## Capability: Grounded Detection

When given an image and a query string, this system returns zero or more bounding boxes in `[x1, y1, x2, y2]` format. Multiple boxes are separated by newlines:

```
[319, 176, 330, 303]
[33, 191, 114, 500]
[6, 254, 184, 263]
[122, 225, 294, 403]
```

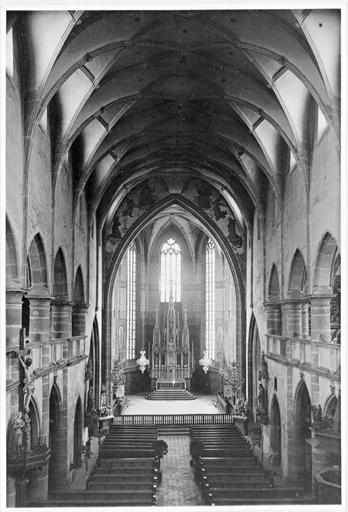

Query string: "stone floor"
[68, 393, 218, 505]
[156, 435, 204, 507]
[123, 393, 220, 415]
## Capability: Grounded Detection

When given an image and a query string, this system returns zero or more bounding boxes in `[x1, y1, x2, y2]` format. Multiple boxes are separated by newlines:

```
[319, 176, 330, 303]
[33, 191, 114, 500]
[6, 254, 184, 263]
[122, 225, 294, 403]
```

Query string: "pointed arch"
[313, 232, 339, 291]
[74, 266, 85, 304]
[90, 317, 101, 408]
[270, 394, 282, 467]
[53, 248, 68, 298]
[293, 379, 312, 489]
[323, 394, 338, 419]
[6, 217, 18, 282]
[268, 263, 280, 300]
[48, 383, 61, 492]
[160, 237, 181, 302]
[28, 397, 40, 450]
[103, 193, 246, 393]
[288, 249, 307, 295]
[28, 233, 48, 288]
[73, 396, 83, 468]
[247, 314, 261, 421]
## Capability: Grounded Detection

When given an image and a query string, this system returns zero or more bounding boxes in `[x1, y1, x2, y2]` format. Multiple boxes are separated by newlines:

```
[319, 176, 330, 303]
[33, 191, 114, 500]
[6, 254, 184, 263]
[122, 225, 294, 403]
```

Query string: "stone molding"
[265, 353, 340, 381]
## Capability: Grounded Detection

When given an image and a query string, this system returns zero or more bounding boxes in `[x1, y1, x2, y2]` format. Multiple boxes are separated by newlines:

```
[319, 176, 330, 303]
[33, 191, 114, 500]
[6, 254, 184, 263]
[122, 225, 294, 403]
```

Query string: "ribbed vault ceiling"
[11, 9, 340, 242]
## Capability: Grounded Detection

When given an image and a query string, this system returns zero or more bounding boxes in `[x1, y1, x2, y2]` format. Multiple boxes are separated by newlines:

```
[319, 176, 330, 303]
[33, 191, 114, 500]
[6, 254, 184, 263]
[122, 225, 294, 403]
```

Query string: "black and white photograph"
[2, 5, 345, 510]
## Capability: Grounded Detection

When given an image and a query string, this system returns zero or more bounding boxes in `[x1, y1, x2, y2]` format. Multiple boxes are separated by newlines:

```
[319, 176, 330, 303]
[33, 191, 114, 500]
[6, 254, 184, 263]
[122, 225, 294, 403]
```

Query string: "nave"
[5, 8, 342, 509]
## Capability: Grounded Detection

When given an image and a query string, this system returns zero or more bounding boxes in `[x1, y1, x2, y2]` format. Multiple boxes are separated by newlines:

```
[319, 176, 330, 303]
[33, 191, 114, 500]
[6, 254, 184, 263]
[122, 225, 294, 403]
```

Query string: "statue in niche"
[85, 358, 93, 382]
[227, 214, 243, 248]
[108, 215, 122, 240]
[213, 197, 227, 221]
[257, 383, 267, 416]
[10, 412, 25, 457]
[138, 181, 157, 208]
[122, 196, 135, 218]
[87, 387, 95, 414]
[196, 181, 212, 209]
[23, 412, 31, 453]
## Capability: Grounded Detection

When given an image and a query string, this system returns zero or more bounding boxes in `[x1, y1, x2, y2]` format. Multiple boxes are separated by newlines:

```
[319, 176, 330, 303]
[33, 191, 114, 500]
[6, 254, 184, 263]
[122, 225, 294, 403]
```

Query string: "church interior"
[5, 9, 343, 508]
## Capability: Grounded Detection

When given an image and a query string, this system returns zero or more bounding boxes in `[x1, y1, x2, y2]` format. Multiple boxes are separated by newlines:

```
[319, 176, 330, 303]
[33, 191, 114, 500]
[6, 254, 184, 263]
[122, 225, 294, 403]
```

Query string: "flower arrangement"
[98, 405, 112, 418]
[232, 397, 248, 417]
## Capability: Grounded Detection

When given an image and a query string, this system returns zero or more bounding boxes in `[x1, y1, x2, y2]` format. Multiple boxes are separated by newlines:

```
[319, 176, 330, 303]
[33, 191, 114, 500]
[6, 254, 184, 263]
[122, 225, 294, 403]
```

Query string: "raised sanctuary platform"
[145, 389, 196, 400]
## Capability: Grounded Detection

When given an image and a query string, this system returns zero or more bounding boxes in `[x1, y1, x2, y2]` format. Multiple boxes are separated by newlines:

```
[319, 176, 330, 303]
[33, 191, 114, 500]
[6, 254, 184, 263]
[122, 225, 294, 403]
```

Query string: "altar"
[149, 286, 194, 391]
[156, 378, 186, 390]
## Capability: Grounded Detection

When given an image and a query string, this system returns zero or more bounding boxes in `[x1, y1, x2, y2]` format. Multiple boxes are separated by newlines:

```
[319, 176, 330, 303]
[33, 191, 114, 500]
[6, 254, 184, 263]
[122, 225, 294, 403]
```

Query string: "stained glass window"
[206, 239, 215, 359]
[126, 243, 136, 358]
[160, 238, 181, 302]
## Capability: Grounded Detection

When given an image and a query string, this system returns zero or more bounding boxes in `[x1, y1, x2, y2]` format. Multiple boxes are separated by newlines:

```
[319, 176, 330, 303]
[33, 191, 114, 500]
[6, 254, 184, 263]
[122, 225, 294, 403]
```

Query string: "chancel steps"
[146, 389, 196, 400]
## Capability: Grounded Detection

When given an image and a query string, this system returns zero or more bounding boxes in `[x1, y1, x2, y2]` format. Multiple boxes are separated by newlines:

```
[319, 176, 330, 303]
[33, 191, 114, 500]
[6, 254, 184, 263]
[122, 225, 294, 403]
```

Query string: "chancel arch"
[103, 193, 246, 394]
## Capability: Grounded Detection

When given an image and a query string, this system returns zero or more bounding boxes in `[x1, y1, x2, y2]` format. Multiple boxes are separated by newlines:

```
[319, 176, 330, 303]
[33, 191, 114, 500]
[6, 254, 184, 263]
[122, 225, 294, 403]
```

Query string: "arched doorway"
[295, 381, 312, 490]
[247, 314, 261, 420]
[48, 385, 60, 494]
[73, 397, 82, 469]
[270, 394, 281, 467]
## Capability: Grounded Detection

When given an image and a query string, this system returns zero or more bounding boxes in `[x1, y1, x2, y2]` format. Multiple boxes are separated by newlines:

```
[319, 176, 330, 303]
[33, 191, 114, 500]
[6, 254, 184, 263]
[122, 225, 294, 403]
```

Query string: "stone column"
[51, 299, 72, 339]
[72, 303, 88, 336]
[302, 302, 310, 339]
[265, 301, 281, 335]
[310, 294, 333, 342]
[281, 299, 303, 338]
[26, 465, 49, 502]
[27, 291, 52, 345]
[6, 289, 25, 349]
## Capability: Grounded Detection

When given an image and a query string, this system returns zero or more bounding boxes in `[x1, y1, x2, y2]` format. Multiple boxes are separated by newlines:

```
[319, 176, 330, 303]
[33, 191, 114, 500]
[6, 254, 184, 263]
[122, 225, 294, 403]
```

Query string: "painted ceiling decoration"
[104, 175, 245, 271]
[15, 9, 340, 270]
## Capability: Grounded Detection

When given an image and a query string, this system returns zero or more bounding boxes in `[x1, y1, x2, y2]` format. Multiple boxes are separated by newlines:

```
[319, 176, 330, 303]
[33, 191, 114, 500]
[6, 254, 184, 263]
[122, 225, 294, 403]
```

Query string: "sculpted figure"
[17, 352, 34, 413]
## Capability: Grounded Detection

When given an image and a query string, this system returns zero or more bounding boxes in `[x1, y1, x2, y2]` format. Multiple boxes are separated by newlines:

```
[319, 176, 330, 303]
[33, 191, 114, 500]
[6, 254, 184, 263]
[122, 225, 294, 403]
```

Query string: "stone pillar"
[302, 302, 310, 339]
[51, 299, 72, 339]
[282, 300, 303, 338]
[6, 289, 25, 349]
[27, 292, 52, 345]
[26, 465, 48, 502]
[72, 303, 88, 336]
[7, 476, 16, 507]
[265, 301, 281, 335]
[311, 294, 333, 342]
[15, 475, 29, 506]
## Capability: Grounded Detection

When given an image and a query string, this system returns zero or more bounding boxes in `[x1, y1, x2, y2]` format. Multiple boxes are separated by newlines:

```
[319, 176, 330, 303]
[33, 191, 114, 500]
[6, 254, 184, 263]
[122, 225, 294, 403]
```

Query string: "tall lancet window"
[126, 242, 136, 359]
[160, 238, 181, 302]
[206, 239, 215, 359]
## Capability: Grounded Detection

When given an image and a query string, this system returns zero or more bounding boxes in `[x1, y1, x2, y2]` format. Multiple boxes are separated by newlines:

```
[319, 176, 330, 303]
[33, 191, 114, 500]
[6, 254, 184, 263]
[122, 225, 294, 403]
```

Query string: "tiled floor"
[156, 435, 204, 507]
[123, 394, 220, 415]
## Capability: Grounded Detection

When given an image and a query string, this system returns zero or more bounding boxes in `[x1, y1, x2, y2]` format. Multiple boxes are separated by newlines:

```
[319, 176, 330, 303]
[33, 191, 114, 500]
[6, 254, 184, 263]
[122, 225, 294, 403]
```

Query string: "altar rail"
[114, 414, 235, 425]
